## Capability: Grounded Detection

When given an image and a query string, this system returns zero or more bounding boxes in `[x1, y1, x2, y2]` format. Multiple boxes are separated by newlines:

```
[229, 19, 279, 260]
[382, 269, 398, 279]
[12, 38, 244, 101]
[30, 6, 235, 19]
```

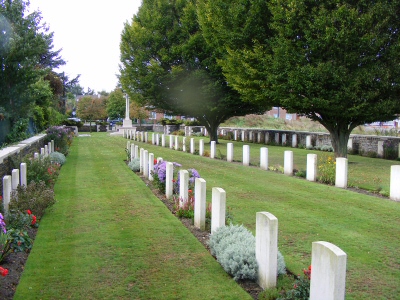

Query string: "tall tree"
[77, 96, 107, 131]
[0, 0, 65, 123]
[106, 89, 125, 120]
[119, 0, 267, 142]
[203, 0, 400, 157]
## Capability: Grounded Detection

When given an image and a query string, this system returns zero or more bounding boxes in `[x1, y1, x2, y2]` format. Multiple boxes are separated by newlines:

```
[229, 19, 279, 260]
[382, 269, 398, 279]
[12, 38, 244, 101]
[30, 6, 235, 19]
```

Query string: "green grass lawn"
[131, 133, 400, 300]
[14, 133, 252, 300]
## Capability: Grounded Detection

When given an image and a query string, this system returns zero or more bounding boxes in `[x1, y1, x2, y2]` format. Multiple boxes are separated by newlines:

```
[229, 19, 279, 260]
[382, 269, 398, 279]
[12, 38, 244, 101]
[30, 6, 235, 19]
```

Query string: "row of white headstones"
[127, 135, 347, 300]
[123, 130, 400, 201]
[2, 140, 55, 216]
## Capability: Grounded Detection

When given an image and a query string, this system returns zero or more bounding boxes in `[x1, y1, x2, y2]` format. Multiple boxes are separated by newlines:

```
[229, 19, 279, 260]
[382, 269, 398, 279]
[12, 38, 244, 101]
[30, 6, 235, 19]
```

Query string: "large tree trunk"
[327, 126, 352, 158]
[203, 122, 219, 144]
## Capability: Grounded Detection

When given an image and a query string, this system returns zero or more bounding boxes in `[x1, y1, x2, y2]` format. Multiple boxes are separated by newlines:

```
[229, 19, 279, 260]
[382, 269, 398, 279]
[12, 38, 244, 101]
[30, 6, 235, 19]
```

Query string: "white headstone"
[306, 135, 312, 148]
[144, 132, 148, 143]
[130, 144, 135, 161]
[149, 153, 154, 181]
[194, 178, 206, 230]
[282, 134, 287, 145]
[190, 138, 195, 154]
[156, 134, 160, 146]
[20, 163, 27, 186]
[210, 141, 216, 159]
[11, 169, 19, 190]
[211, 187, 226, 233]
[243, 145, 250, 166]
[169, 135, 174, 149]
[292, 134, 297, 148]
[166, 162, 174, 199]
[378, 141, 384, 157]
[335, 158, 348, 188]
[256, 212, 278, 289]
[162, 134, 166, 147]
[48, 142, 52, 154]
[2, 176, 12, 215]
[44, 145, 48, 157]
[139, 148, 144, 173]
[307, 154, 318, 182]
[227, 143, 234, 162]
[234, 130, 238, 141]
[260, 147, 268, 170]
[182, 137, 186, 152]
[390, 165, 400, 201]
[347, 138, 353, 151]
[151, 133, 155, 145]
[51, 140, 54, 152]
[134, 145, 139, 159]
[179, 170, 189, 207]
[34, 152, 39, 160]
[265, 132, 269, 144]
[143, 150, 149, 178]
[199, 139, 204, 156]
[310, 241, 347, 300]
[284, 151, 293, 176]
[241, 131, 245, 142]
[175, 136, 179, 150]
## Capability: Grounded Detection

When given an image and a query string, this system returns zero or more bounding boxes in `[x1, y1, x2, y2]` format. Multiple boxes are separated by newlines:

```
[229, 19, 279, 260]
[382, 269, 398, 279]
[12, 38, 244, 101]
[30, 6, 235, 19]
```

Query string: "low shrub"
[9, 181, 55, 219]
[209, 224, 286, 281]
[45, 126, 73, 155]
[171, 130, 185, 136]
[7, 228, 33, 253]
[320, 145, 334, 152]
[128, 158, 140, 172]
[25, 156, 60, 187]
[294, 169, 306, 178]
[278, 266, 311, 300]
[317, 154, 335, 185]
[49, 151, 66, 165]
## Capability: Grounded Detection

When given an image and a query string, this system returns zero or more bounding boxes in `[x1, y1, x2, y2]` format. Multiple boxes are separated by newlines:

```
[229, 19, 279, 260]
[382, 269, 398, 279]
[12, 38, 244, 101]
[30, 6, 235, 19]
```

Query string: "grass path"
[131, 134, 400, 300]
[14, 134, 251, 300]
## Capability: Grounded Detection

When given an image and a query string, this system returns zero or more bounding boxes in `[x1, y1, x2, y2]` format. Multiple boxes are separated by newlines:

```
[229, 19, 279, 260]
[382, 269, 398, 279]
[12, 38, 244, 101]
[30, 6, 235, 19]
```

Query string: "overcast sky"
[28, 0, 142, 93]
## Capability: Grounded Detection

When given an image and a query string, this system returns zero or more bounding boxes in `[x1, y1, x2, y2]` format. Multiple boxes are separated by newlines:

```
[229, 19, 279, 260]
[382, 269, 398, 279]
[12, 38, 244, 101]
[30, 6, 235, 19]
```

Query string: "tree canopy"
[0, 0, 67, 131]
[200, 0, 400, 157]
[106, 89, 125, 120]
[119, 0, 267, 142]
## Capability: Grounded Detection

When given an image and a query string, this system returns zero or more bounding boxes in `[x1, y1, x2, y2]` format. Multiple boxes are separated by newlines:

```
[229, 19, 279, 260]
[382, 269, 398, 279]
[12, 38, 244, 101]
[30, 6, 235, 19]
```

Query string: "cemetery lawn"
[133, 134, 400, 300]
[13, 133, 252, 300]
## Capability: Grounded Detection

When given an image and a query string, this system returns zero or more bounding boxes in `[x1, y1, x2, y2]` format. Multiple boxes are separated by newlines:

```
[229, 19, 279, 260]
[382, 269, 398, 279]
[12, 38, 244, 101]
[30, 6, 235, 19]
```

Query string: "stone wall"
[0, 134, 47, 192]
[217, 127, 400, 157]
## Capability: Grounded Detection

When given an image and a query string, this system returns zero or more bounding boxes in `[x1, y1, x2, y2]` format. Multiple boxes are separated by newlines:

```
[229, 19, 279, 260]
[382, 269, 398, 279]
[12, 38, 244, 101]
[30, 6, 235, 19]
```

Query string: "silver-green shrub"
[209, 224, 286, 281]
[49, 151, 66, 165]
[128, 158, 140, 172]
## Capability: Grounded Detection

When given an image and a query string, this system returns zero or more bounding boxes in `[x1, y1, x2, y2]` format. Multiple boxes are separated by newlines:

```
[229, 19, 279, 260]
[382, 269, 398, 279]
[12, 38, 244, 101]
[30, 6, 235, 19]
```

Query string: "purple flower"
[0, 213, 6, 234]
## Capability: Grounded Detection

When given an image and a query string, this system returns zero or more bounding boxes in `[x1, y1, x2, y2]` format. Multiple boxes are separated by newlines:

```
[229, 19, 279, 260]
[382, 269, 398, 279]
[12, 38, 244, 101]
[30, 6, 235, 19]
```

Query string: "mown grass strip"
[133, 134, 400, 300]
[14, 133, 252, 300]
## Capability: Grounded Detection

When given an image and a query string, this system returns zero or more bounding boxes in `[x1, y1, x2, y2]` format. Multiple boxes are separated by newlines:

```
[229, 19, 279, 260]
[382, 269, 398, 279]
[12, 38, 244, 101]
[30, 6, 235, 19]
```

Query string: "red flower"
[154, 159, 158, 164]
[17, 241, 22, 246]
[172, 179, 176, 182]
[188, 189, 192, 193]
[0, 267, 8, 277]
[0, 196, 2, 201]
[26, 210, 32, 215]
[31, 215, 37, 225]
